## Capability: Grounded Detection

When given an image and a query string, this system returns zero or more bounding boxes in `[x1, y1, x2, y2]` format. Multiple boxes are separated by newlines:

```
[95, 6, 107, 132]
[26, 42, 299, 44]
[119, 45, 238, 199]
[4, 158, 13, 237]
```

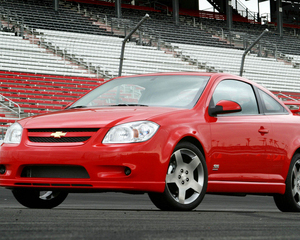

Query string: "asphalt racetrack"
[0, 188, 300, 240]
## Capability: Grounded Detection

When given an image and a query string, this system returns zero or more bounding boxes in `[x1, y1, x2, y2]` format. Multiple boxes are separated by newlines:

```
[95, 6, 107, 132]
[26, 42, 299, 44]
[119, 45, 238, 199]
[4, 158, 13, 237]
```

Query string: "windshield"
[69, 75, 210, 109]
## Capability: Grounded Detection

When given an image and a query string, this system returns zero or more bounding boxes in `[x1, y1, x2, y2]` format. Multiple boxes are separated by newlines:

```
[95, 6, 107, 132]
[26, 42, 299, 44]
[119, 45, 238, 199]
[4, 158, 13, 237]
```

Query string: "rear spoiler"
[283, 101, 300, 115]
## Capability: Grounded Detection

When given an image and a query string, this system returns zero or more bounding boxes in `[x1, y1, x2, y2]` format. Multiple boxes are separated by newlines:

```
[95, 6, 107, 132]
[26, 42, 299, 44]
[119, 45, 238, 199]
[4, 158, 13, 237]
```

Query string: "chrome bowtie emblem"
[50, 131, 67, 138]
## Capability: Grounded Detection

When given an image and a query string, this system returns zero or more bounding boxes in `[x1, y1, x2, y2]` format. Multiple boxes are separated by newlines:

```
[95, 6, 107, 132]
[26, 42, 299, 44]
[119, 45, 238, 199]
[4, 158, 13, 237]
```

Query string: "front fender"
[159, 123, 211, 180]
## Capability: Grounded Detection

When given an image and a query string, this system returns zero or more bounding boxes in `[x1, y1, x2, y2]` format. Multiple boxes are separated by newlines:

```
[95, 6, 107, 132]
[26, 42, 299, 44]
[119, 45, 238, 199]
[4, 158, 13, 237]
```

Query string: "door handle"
[258, 127, 269, 134]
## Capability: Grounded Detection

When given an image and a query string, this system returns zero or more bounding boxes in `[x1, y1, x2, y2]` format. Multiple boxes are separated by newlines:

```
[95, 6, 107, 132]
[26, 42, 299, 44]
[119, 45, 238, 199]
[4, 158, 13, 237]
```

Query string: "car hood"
[20, 107, 185, 129]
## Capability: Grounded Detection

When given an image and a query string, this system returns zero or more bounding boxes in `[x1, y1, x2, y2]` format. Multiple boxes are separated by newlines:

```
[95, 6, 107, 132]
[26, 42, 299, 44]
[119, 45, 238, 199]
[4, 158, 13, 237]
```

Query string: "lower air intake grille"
[21, 165, 90, 178]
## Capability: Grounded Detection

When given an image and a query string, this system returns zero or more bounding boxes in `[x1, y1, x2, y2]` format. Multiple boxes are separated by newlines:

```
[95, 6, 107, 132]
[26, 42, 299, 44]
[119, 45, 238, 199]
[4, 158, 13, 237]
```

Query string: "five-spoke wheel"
[149, 141, 207, 211]
[12, 189, 68, 209]
[274, 153, 300, 212]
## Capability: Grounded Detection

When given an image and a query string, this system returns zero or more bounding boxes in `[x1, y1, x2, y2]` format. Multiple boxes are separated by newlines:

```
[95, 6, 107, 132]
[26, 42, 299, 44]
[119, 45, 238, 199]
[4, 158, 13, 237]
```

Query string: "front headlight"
[103, 121, 159, 144]
[4, 122, 23, 144]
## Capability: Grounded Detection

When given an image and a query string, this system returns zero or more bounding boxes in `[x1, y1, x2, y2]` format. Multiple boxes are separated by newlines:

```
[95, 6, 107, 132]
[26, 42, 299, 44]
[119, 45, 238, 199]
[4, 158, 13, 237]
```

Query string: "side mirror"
[209, 100, 242, 117]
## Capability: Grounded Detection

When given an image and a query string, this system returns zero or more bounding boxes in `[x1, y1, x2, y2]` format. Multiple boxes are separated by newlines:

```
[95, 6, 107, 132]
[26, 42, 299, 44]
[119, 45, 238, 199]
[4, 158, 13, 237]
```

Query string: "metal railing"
[276, 93, 298, 101]
[231, 0, 257, 22]
[118, 14, 150, 76]
[0, 94, 22, 119]
[153, 2, 169, 15]
[239, 29, 269, 76]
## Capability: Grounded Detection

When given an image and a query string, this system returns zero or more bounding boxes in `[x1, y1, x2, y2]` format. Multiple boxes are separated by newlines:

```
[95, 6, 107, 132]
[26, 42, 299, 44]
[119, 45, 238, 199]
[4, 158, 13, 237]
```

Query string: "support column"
[257, 0, 260, 23]
[172, 0, 179, 26]
[53, 0, 59, 12]
[276, 0, 283, 37]
[226, 0, 233, 31]
[115, 0, 122, 18]
[20, 17, 24, 38]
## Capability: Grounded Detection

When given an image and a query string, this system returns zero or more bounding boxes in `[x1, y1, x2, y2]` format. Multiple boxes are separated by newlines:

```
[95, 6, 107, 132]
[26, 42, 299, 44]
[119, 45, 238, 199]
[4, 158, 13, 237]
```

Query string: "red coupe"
[1, 72, 299, 211]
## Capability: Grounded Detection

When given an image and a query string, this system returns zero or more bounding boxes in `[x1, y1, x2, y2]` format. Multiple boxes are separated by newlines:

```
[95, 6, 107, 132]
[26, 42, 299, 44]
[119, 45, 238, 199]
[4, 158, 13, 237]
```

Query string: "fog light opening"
[124, 167, 131, 176]
[0, 165, 6, 174]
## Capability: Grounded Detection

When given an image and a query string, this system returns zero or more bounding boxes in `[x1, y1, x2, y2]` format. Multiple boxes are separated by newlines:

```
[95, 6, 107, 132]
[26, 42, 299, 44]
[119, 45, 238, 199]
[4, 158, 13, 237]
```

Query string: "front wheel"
[12, 189, 68, 209]
[149, 141, 208, 211]
[274, 153, 300, 212]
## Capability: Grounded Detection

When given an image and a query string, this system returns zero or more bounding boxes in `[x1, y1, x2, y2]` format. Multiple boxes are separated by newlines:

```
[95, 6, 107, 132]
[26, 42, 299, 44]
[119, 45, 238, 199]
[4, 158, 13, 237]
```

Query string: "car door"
[256, 88, 291, 182]
[208, 79, 273, 182]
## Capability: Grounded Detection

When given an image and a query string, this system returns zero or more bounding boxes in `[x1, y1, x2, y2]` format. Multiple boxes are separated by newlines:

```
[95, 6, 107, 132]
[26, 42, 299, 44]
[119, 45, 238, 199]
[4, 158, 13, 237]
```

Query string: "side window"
[258, 89, 288, 114]
[211, 80, 259, 115]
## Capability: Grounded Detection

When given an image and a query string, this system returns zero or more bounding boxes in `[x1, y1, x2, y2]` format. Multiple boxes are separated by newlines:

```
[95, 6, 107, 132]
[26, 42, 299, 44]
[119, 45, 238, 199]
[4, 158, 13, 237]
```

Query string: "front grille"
[28, 128, 99, 132]
[29, 137, 90, 143]
[27, 128, 99, 143]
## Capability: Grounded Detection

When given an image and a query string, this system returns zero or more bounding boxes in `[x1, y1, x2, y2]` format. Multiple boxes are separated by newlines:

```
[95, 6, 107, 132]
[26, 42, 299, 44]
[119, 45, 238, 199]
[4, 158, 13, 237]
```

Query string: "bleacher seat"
[0, 0, 300, 138]
[0, 71, 103, 124]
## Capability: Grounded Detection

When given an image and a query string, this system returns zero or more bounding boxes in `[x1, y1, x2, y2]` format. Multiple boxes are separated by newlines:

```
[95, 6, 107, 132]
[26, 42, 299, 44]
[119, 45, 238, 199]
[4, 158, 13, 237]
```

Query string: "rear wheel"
[274, 153, 300, 212]
[149, 142, 207, 211]
[12, 189, 68, 209]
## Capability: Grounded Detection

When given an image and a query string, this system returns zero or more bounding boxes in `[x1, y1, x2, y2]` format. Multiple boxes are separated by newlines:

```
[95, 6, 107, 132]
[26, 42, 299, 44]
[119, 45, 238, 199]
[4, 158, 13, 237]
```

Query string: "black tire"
[273, 153, 300, 212]
[12, 189, 68, 209]
[148, 141, 208, 211]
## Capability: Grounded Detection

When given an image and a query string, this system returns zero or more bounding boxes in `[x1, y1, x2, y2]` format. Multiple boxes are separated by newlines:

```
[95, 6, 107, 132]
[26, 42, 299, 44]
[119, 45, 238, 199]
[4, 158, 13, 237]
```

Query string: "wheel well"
[178, 137, 205, 158]
[295, 148, 300, 156]
[292, 149, 300, 167]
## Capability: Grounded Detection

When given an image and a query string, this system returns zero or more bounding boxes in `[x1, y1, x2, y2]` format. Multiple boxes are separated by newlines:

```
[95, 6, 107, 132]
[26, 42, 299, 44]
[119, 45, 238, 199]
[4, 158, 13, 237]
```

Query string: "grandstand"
[0, 0, 300, 136]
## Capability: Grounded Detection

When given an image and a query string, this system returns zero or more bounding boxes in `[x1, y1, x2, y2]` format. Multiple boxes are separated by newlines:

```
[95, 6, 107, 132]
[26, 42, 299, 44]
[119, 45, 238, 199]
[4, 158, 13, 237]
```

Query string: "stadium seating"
[0, 70, 103, 132]
[171, 43, 300, 92]
[0, 31, 97, 77]
[36, 29, 203, 77]
[0, 0, 112, 35]
[1, 0, 300, 137]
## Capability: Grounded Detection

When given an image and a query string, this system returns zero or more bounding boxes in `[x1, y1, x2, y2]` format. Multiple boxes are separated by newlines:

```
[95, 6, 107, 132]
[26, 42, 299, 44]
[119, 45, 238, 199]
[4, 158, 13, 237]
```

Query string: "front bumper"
[0, 133, 168, 193]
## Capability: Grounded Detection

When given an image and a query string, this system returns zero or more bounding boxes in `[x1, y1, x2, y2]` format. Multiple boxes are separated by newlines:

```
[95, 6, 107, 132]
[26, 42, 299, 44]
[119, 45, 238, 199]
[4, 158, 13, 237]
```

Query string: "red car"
[1, 72, 300, 211]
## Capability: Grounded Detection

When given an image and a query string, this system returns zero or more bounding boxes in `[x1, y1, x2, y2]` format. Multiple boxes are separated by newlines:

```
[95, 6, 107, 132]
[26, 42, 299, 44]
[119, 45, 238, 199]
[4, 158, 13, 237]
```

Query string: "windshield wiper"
[67, 105, 87, 109]
[111, 104, 148, 107]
